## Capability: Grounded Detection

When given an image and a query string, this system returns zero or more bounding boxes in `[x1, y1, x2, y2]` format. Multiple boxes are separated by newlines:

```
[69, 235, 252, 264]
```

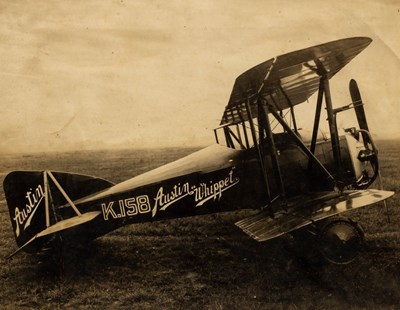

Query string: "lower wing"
[235, 189, 394, 242]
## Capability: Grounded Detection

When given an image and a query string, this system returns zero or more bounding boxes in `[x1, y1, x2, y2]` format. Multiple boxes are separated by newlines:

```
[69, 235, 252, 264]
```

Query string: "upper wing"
[221, 37, 372, 125]
[235, 189, 393, 242]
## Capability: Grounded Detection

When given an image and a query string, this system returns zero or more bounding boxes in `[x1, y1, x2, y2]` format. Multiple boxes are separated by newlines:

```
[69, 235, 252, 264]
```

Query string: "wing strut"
[238, 108, 250, 149]
[245, 99, 273, 209]
[308, 77, 325, 170]
[323, 76, 342, 174]
[268, 108, 336, 187]
[258, 99, 286, 203]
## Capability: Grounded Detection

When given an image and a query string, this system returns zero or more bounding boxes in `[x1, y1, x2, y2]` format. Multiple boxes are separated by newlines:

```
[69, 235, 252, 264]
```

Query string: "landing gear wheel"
[317, 217, 364, 264]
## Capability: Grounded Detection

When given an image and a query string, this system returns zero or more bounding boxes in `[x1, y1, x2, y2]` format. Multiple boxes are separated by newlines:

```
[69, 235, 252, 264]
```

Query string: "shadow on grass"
[4, 226, 400, 308]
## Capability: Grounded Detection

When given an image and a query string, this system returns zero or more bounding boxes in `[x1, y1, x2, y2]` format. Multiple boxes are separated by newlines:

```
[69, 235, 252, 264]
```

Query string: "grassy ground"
[0, 142, 399, 309]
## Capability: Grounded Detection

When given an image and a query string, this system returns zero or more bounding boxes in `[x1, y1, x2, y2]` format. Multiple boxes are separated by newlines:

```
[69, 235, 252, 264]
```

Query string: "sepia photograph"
[0, 1, 399, 309]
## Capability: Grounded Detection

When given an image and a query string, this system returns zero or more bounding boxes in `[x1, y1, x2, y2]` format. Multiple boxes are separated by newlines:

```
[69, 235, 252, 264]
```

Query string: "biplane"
[3, 37, 395, 264]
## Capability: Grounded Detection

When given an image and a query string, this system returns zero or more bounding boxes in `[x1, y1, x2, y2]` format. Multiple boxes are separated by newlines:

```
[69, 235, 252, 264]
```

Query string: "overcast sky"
[0, 0, 399, 153]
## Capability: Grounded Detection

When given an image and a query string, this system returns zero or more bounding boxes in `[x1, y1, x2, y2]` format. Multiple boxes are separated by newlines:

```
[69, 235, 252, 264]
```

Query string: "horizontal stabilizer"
[235, 189, 394, 242]
[7, 211, 101, 259]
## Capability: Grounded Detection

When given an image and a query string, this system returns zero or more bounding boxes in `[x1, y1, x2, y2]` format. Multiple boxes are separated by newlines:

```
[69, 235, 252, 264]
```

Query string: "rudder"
[3, 171, 114, 251]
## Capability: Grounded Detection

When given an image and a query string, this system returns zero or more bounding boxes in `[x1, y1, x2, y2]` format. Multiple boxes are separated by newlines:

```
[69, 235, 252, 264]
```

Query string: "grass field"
[0, 142, 399, 309]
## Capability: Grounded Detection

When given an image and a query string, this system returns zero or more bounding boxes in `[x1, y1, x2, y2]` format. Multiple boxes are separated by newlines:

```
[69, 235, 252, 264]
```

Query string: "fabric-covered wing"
[221, 37, 372, 125]
[235, 189, 393, 242]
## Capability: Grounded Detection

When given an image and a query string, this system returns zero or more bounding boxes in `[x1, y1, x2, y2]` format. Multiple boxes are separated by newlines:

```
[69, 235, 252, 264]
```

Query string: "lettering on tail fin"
[4, 170, 115, 250]
[13, 184, 45, 237]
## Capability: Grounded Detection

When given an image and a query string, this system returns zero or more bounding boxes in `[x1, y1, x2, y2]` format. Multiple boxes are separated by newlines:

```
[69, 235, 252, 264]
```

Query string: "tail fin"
[3, 171, 114, 252]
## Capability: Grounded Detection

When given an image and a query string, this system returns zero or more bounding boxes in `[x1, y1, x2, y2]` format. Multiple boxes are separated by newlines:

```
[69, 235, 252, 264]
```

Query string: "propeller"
[349, 79, 370, 145]
[349, 79, 390, 222]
